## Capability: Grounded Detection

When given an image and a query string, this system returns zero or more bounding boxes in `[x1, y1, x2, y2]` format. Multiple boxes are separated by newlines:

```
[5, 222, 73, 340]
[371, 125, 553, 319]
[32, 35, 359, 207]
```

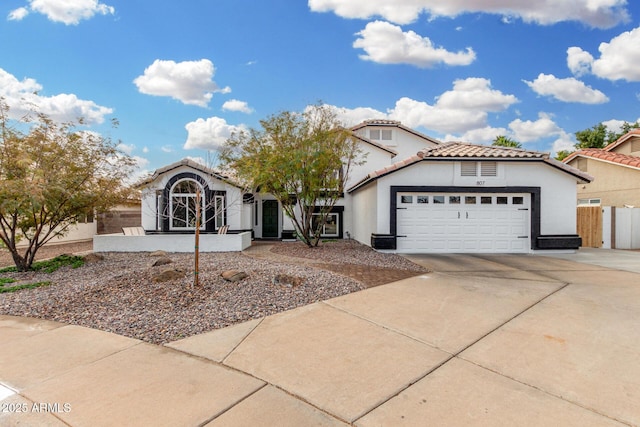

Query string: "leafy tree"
[492, 135, 522, 148]
[0, 99, 135, 271]
[220, 104, 364, 247]
[555, 121, 640, 160]
[555, 150, 573, 161]
[575, 121, 640, 149]
[575, 123, 609, 149]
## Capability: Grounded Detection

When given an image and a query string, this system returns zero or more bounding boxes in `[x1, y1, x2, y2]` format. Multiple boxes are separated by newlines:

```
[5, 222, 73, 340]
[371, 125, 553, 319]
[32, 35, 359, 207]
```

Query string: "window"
[322, 168, 343, 191]
[465, 196, 476, 204]
[578, 198, 601, 205]
[496, 197, 508, 205]
[512, 196, 524, 205]
[576, 158, 588, 172]
[370, 129, 392, 140]
[449, 196, 461, 204]
[433, 196, 445, 204]
[312, 213, 339, 237]
[215, 195, 225, 229]
[401, 195, 413, 204]
[481, 196, 492, 204]
[170, 179, 205, 230]
[417, 195, 429, 204]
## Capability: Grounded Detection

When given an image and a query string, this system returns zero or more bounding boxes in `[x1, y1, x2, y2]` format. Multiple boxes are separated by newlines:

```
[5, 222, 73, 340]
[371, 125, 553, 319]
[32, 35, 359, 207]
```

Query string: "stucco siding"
[350, 182, 377, 245]
[571, 159, 640, 207]
[370, 160, 579, 237]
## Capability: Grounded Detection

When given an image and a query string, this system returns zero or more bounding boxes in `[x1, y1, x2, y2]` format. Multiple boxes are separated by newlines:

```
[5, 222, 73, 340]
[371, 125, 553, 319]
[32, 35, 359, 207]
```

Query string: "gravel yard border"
[0, 240, 427, 344]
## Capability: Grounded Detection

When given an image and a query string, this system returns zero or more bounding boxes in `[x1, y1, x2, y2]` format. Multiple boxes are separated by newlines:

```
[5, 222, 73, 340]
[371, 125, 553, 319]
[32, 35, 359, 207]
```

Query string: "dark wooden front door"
[262, 200, 279, 238]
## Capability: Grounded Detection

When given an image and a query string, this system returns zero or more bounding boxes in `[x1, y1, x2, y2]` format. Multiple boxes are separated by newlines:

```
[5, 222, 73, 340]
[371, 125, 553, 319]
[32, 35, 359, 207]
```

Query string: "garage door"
[396, 193, 530, 253]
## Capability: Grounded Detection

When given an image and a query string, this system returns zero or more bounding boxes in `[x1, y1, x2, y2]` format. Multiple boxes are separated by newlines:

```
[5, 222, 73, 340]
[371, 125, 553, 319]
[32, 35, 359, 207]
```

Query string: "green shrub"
[0, 281, 51, 293]
[0, 254, 84, 274]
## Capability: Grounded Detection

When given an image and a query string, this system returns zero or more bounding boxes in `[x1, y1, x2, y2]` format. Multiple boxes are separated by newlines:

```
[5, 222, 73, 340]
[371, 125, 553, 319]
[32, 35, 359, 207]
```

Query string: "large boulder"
[151, 256, 173, 267]
[152, 268, 184, 283]
[221, 270, 248, 282]
[272, 273, 303, 288]
[83, 253, 104, 263]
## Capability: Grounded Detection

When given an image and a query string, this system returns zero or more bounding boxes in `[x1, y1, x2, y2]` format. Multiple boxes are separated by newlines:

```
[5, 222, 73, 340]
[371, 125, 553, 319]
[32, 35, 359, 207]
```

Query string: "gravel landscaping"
[0, 241, 426, 344]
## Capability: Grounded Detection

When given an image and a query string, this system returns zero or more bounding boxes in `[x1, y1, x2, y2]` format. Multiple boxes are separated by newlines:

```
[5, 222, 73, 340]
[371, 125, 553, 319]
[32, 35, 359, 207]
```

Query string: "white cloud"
[435, 78, 518, 111]
[0, 67, 112, 124]
[222, 99, 253, 114]
[117, 143, 135, 155]
[568, 26, 640, 82]
[552, 131, 576, 154]
[353, 21, 475, 68]
[330, 105, 388, 127]
[133, 59, 229, 107]
[309, 0, 629, 28]
[10, 0, 115, 25]
[508, 113, 562, 143]
[389, 96, 487, 133]
[567, 47, 594, 77]
[161, 145, 174, 153]
[327, 77, 517, 135]
[446, 126, 509, 144]
[184, 117, 247, 151]
[524, 73, 608, 104]
[7, 7, 29, 21]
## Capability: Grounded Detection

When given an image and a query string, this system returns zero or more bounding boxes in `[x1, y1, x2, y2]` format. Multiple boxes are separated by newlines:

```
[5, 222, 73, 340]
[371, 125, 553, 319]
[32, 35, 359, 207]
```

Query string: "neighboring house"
[96, 120, 591, 254]
[564, 129, 640, 207]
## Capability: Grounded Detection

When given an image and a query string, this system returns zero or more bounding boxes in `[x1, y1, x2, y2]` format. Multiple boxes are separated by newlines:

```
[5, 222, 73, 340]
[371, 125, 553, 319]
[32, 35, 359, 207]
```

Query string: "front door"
[262, 200, 279, 238]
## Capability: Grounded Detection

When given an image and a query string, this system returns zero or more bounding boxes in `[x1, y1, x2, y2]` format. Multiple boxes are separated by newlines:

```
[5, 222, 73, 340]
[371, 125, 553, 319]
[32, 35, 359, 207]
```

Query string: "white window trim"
[169, 179, 206, 231]
[312, 212, 340, 237]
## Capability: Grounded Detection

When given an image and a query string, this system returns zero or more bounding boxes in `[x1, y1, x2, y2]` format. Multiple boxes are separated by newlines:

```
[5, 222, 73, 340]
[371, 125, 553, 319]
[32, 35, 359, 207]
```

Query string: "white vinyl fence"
[602, 207, 640, 249]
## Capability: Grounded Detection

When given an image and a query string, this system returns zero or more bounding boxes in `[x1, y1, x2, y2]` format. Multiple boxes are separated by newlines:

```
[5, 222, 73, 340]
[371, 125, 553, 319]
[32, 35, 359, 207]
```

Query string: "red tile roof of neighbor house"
[565, 149, 640, 169]
[347, 142, 592, 193]
[603, 128, 640, 152]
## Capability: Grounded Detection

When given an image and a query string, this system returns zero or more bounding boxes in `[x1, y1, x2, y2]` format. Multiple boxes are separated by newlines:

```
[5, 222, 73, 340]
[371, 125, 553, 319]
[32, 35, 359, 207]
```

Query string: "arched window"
[170, 179, 205, 230]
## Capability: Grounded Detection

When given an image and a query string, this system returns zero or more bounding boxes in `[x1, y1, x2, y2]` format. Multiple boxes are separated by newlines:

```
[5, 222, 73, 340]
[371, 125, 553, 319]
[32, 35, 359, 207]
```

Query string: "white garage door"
[396, 193, 530, 253]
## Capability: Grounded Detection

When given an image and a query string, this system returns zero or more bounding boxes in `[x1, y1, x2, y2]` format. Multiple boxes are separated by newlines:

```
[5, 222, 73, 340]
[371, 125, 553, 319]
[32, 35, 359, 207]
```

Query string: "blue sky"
[2, 0, 640, 175]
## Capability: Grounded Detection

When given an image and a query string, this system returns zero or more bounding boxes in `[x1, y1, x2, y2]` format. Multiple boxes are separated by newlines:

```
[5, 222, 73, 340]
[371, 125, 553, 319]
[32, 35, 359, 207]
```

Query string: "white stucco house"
[94, 119, 592, 253]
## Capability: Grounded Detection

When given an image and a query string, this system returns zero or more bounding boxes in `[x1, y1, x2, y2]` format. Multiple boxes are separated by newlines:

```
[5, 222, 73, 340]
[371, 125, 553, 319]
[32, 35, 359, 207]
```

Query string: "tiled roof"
[350, 120, 441, 146]
[349, 132, 398, 156]
[603, 128, 640, 152]
[348, 142, 592, 193]
[418, 142, 545, 159]
[136, 158, 241, 188]
[565, 148, 640, 169]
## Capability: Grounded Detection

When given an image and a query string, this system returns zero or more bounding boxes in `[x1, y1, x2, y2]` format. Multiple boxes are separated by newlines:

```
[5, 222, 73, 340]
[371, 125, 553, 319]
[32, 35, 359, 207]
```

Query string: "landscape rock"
[152, 268, 184, 282]
[221, 270, 248, 282]
[151, 256, 173, 267]
[83, 253, 104, 263]
[273, 273, 303, 288]
[149, 250, 168, 257]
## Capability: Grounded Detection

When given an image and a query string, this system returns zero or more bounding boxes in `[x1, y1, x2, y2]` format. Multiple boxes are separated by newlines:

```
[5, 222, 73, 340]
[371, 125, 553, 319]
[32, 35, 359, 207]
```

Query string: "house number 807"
[476, 180, 485, 185]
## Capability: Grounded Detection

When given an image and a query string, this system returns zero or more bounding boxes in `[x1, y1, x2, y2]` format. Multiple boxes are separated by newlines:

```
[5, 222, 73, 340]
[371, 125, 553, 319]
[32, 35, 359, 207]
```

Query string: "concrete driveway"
[1, 249, 639, 426]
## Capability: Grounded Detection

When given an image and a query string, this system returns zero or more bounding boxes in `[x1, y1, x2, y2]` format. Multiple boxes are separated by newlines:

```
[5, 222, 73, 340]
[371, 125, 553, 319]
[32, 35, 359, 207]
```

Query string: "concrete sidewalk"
[2, 250, 640, 426]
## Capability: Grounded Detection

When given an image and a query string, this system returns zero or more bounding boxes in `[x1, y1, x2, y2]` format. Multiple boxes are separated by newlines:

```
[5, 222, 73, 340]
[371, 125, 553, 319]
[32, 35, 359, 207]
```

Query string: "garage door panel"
[396, 192, 530, 254]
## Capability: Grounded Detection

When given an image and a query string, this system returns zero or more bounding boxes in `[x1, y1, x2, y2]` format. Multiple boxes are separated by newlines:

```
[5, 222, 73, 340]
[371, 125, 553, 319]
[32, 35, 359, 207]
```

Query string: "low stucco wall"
[93, 232, 252, 253]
